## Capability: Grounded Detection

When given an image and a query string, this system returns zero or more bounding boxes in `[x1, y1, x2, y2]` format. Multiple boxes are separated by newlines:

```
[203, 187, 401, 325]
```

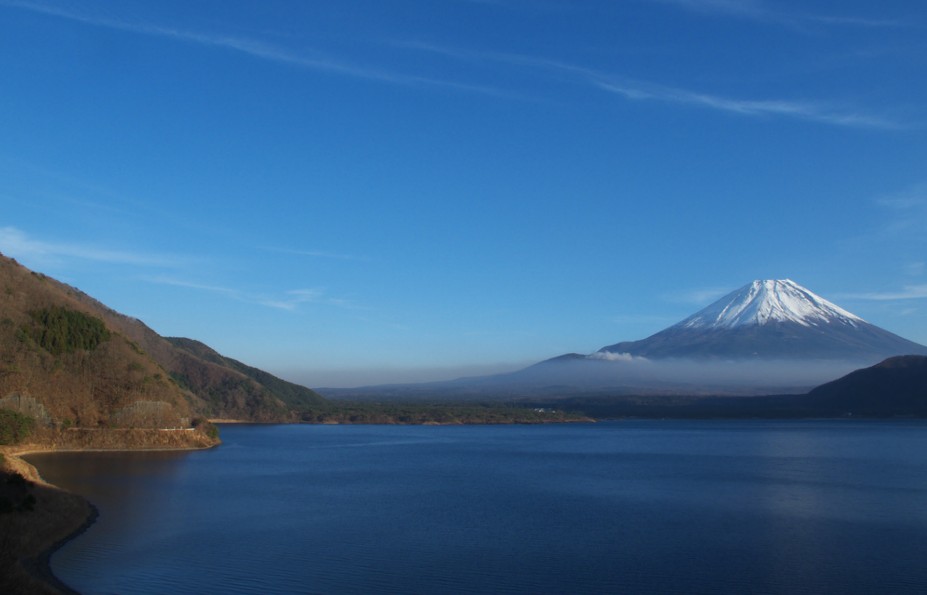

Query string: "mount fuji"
[597, 279, 927, 361]
[481, 279, 927, 395]
[325, 280, 927, 399]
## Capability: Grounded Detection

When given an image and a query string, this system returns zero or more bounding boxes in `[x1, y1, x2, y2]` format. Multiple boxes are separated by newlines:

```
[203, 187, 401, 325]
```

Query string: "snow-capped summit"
[678, 279, 863, 330]
[597, 279, 927, 361]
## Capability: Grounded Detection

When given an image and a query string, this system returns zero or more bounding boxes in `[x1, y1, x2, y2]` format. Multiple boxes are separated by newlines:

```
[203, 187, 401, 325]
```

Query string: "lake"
[27, 421, 927, 594]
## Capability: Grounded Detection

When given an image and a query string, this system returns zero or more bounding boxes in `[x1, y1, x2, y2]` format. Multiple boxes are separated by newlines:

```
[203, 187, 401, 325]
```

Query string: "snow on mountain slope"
[677, 279, 862, 329]
[596, 279, 927, 361]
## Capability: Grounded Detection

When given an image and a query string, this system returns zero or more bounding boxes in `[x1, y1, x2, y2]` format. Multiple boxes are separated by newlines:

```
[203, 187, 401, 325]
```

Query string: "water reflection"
[27, 451, 191, 508]
[26, 450, 193, 588]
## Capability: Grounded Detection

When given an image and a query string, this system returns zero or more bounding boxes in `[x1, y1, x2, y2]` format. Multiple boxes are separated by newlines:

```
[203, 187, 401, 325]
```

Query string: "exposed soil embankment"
[46, 427, 219, 451]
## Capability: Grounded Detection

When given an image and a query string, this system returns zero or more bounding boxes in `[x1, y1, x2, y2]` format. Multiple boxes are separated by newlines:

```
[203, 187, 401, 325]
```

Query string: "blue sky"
[2, 0, 926, 387]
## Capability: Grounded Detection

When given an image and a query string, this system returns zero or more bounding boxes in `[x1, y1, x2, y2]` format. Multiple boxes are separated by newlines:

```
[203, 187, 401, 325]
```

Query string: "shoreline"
[2, 433, 219, 595]
[5, 419, 586, 593]
[20, 501, 98, 595]
[1, 445, 96, 594]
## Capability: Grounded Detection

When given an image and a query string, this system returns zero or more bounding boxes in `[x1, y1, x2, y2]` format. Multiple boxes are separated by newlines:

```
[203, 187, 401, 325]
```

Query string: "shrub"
[192, 417, 220, 440]
[0, 409, 36, 445]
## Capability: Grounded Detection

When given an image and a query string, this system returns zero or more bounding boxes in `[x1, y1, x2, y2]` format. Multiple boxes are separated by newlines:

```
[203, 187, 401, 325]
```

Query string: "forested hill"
[165, 337, 327, 419]
[0, 253, 327, 432]
[806, 355, 927, 416]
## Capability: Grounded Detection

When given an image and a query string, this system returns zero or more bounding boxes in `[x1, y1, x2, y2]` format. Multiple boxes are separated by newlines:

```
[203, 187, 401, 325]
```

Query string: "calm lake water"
[27, 421, 927, 594]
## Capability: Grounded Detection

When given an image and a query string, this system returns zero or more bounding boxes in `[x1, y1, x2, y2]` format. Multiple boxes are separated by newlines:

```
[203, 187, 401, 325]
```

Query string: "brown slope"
[166, 338, 327, 417]
[0, 253, 327, 424]
[82, 310, 328, 422]
[0, 254, 192, 428]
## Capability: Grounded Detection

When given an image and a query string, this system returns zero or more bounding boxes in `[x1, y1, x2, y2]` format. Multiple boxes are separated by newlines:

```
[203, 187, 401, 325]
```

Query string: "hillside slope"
[0, 253, 327, 426]
[807, 355, 927, 416]
[0, 255, 194, 429]
[165, 337, 327, 421]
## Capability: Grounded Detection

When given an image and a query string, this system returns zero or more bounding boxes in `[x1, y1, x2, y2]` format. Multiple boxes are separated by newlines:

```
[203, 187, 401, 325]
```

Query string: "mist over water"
[492, 356, 869, 395]
[282, 362, 535, 389]
[298, 356, 870, 398]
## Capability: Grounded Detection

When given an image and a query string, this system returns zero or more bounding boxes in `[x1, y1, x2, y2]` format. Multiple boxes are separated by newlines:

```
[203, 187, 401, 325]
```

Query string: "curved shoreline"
[0, 447, 96, 595]
[21, 501, 99, 595]
[3, 433, 220, 594]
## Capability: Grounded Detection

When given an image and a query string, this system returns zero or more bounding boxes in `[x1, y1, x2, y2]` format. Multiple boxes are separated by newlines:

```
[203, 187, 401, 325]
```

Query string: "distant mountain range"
[327, 280, 927, 399]
[514, 279, 927, 394]
[520, 355, 927, 419]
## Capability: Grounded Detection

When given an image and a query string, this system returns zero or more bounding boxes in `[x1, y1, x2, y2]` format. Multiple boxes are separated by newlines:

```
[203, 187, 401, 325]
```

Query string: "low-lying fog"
[290, 354, 878, 399]
[497, 355, 872, 395]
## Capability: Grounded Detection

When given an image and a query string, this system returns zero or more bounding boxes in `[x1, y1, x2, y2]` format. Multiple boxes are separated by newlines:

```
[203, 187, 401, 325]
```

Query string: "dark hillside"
[165, 337, 327, 421]
[807, 355, 927, 416]
[527, 356, 927, 419]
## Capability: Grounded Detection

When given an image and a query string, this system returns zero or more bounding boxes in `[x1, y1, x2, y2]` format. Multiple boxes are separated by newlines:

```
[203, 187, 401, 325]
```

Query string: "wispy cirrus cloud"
[0, 226, 184, 268]
[263, 247, 368, 261]
[398, 41, 903, 129]
[592, 77, 900, 129]
[144, 277, 240, 298]
[644, 0, 780, 20]
[904, 262, 925, 277]
[642, 0, 904, 29]
[874, 183, 927, 239]
[266, 289, 358, 311]
[147, 276, 356, 311]
[609, 313, 677, 326]
[0, 0, 510, 98]
[5, 1, 907, 129]
[662, 286, 731, 305]
[841, 285, 927, 301]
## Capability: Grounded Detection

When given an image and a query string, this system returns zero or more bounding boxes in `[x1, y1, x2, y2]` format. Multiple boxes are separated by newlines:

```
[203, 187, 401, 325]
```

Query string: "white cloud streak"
[875, 184, 927, 238]
[5, 1, 904, 129]
[144, 277, 240, 298]
[0, 226, 182, 267]
[398, 41, 902, 130]
[146, 276, 355, 312]
[844, 285, 927, 301]
[263, 247, 367, 261]
[643, 0, 903, 29]
[592, 78, 900, 129]
[645, 0, 776, 20]
[663, 286, 731, 305]
[0, 0, 510, 98]
[904, 262, 925, 277]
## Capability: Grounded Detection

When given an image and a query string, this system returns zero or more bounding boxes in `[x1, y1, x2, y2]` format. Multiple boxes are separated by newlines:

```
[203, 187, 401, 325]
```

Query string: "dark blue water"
[28, 421, 927, 594]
